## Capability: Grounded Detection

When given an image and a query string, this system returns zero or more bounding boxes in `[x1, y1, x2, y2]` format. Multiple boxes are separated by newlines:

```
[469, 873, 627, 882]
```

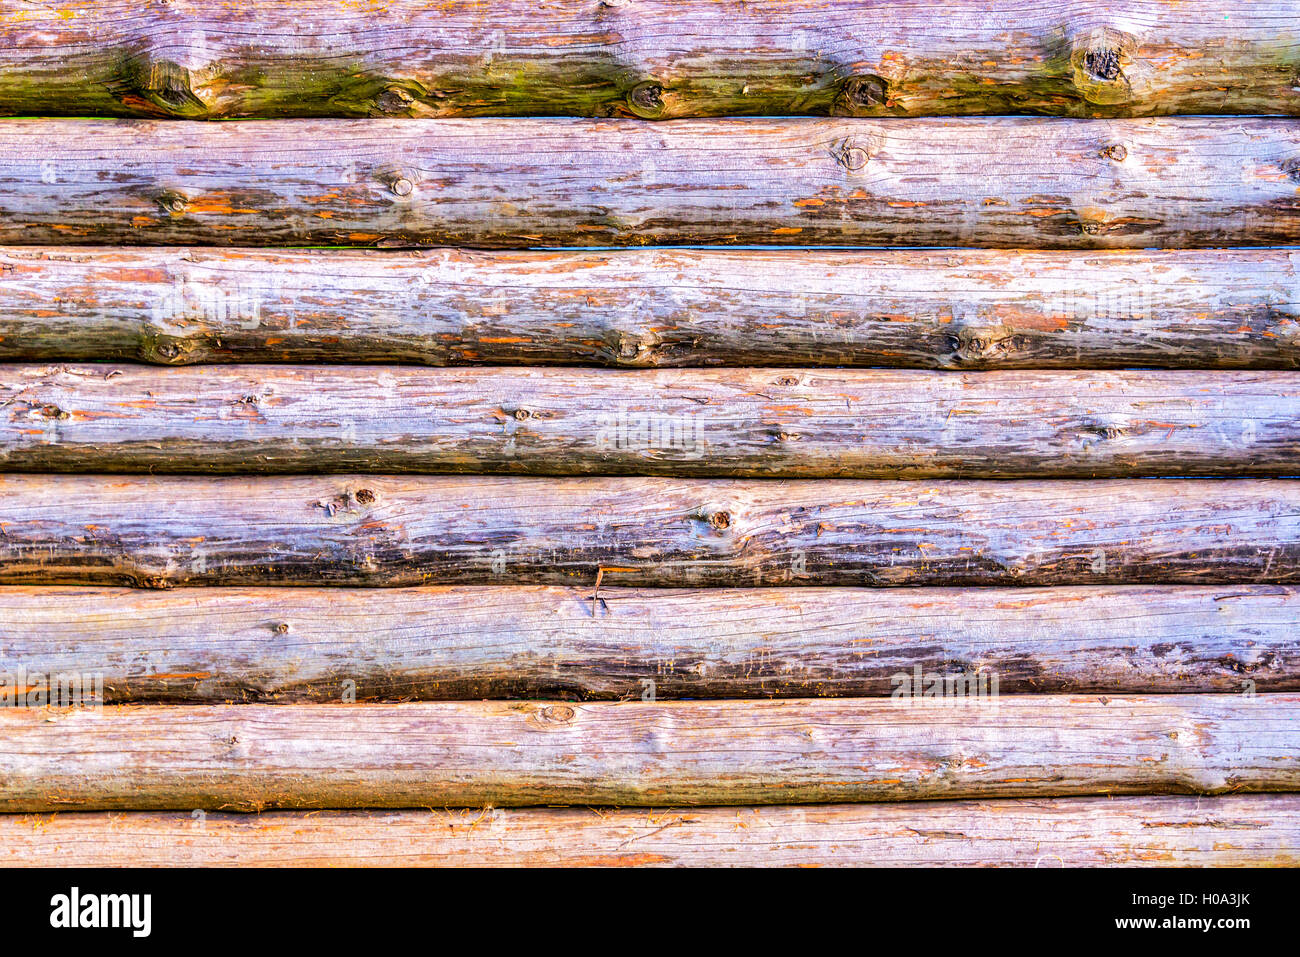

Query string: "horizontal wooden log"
[5, 247, 1300, 369]
[2, 476, 1299, 588]
[0, 696, 1293, 810]
[1, 585, 1295, 701]
[1, 2, 1297, 120]
[3, 796, 1295, 866]
[2, 118, 1299, 248]
[5, 365, 1298, 477]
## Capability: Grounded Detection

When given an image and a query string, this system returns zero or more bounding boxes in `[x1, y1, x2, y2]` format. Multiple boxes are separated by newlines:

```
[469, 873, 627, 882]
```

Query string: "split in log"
[2, 796, 1295, 867]
[6, 247, 1300, 369]
[0, 696, 1293, 810]
[1, 476, 1299, 588]
[0, 2, 1297, 119]
[0, 585, 1294, 701]
[2, 117, 1300, 248]
[4, 364, 1300, 478]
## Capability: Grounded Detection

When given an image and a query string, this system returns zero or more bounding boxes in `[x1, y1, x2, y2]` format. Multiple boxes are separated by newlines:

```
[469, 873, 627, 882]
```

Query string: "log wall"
[1, 2, 1298, 869]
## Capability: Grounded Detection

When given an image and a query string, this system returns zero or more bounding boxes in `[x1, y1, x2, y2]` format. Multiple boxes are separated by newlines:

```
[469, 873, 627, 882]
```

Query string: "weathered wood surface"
[3, 118, 1299, 249]
[5, 247, 1300, 369]
[0, 696, 1293, 810]
[1, 476, 1298, 588]
[3, 797, 1295, 867]
[0, 2, 1297, 119]
[2, 585, 1294, 701]
[5, 365, 1298, 478]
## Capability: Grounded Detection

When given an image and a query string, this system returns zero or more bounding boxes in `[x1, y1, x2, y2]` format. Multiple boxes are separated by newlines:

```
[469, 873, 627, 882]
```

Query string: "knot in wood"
[1068, 27, 1134, 104]
[607, 328, 662, 364]
[155, 191, 189, 216]
[841, 74, 888, 110]
[133, 575, 175, 590]
[1099, 143, 1128, 162]
[374, 85, 417, 114]
[390, 177, 414, 197]
[1283, 159, 1300, 184]
[627, 81, 666, 117]
[1082, 47, 1122, 81]
[614, 335, 643, 361]
[708, 510, 732, 531]
[529, 704, 576, 728]
[945, 326, 1012, 365]
[1079, 421, 1127, 441]
[154, 77, 196, 109]
[109, 54, 209, 117]
[140, 329, 194, 363]
[354, 488, 376, 505]
[829, 138, 870, 172]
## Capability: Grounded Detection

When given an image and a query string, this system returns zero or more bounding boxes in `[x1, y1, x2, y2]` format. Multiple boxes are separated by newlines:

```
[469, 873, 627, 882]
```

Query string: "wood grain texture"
[0, 696, 1293, 810]
[1, 476, 1297, 588]
[0, 2, 1297, 119]
[2, 117, 1299, 249]
[3, 797, 1295, 866]
[4, 365, 1298, 477]
[2, 585, 1295, 701]
[5, 247, 1300, 369]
